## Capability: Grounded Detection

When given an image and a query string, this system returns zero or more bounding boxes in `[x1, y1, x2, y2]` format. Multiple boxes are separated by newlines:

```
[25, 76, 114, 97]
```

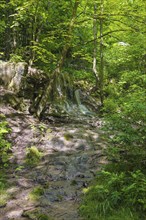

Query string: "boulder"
[0, 61, 26, 92]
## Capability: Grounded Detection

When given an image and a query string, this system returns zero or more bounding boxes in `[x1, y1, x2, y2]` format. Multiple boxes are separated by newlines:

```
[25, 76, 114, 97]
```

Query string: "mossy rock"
[0, 92, 26, 111]
[64, 133, 73, 141]
[22, 208, 53, 220]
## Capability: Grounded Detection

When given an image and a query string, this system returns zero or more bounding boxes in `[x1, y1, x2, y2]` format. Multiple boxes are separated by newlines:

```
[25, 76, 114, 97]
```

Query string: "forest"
[0, 0, 146, 219]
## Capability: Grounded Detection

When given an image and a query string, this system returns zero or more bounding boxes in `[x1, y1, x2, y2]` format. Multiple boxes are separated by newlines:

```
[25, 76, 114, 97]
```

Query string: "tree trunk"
[92, 2, 99, 93]
[4, 0, 11, 60]
[30, 0, 40, 65]
[99, 0, 104, 105]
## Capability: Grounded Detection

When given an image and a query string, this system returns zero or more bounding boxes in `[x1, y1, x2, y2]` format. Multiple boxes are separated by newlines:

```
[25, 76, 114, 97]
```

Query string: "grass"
[79, 170, 146, 220]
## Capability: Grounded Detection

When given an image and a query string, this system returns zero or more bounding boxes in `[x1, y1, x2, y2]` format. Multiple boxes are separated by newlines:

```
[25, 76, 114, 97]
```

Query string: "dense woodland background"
[0, 0, 146, 219]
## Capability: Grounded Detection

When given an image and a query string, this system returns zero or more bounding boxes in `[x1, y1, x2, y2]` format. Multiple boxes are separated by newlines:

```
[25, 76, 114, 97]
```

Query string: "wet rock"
[22, 208, 49, 220]
[44, 191, 62, 202]
[0, 101, 107, 220]
[76, 154, 89, 163]
[54, 161, 66, 166]
[6, 209, 24, 219]
[75, 173, 85, 178]
[39, 198, 51, 207]
[76, 143, 85, 151]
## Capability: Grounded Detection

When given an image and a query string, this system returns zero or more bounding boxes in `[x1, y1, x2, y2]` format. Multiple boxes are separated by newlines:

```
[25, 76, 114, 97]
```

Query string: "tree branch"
[84, 29, 130, 45]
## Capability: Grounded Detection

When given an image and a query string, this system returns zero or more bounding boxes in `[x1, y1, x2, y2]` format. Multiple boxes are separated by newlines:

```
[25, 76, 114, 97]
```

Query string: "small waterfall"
[75, 89, 81, 106]
[75, 89, 92, 115]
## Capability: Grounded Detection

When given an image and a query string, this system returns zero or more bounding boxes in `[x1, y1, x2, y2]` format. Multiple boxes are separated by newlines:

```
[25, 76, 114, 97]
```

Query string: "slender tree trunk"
[12, 27, 17, 54]
[30, 0, 40, 65]
[92, 2, 99, 93]
[99, 0, 104, 105]
[33, 0, 80, 117]
[4, 0, 11, 60]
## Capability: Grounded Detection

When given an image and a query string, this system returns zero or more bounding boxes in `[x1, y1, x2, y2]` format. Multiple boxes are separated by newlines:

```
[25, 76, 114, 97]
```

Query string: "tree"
[0, 0, 145, 117]
[30, 0, 81, 118]
[91, 1, 99, 94]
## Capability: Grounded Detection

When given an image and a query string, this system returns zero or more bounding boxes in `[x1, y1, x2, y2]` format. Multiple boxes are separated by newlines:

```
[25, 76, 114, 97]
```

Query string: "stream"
[0, 103, 107, 220]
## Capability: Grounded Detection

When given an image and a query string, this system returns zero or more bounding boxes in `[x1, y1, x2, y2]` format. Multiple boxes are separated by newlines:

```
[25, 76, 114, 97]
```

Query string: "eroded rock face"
[0, 61, 26, 92]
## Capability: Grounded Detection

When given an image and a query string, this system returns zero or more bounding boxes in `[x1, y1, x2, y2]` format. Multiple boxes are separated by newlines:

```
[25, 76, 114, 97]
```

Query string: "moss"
[25, 146, 43, 166]
[29, 186, 44, 201]
[64, 133, 73, 141]
[22, 208, 53, 220]
[38, 214, 52, 220]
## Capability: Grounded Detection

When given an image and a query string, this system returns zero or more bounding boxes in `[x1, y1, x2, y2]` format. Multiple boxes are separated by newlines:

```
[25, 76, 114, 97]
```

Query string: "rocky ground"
[0, 93, 107, 220]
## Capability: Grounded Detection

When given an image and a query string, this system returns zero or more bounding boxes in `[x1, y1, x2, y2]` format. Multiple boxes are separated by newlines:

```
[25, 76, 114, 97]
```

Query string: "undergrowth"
[80, 80, 146, 219]
[0, 172, 9, 207]
[0, 114, 11, 167]
[80, 170, 146, 220]
[0, 114, 11, 207]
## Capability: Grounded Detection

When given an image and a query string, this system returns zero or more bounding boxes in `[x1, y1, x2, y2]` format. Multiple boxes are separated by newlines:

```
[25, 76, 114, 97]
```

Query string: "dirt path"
[0, 104, 107, 220]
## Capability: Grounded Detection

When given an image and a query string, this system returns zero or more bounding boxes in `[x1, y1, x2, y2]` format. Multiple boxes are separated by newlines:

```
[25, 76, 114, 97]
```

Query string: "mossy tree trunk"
[31, 0, 80, 118]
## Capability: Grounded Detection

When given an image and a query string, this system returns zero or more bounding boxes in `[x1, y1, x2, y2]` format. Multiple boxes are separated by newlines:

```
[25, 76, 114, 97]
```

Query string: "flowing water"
[0, 101, 107, 220]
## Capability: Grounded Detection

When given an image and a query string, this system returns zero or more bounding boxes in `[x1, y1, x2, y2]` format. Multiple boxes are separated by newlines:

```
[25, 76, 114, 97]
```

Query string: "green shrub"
[82, 70, 146, 219]
[80, 170, 146, 219]
[9, 53, 24, 62]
